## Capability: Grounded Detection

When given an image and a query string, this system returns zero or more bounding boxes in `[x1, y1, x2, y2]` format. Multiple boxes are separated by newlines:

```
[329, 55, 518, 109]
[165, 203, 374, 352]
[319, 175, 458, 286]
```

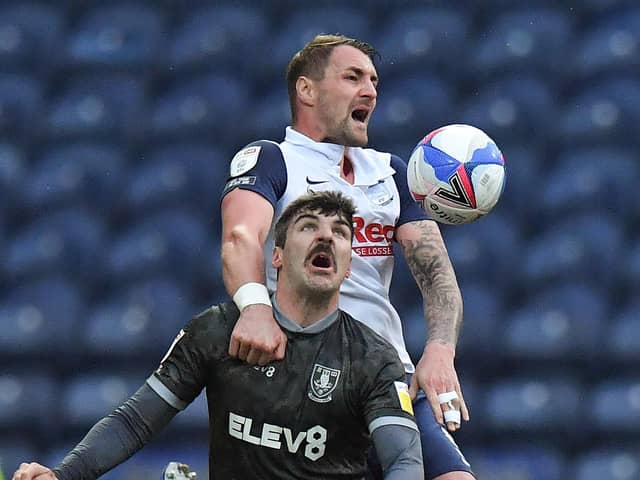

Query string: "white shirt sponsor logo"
[228, 412, 327, 461]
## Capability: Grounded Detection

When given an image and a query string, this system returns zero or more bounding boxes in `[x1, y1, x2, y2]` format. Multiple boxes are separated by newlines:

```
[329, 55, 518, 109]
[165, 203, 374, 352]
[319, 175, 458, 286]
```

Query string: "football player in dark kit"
[13, 191, 423, 480]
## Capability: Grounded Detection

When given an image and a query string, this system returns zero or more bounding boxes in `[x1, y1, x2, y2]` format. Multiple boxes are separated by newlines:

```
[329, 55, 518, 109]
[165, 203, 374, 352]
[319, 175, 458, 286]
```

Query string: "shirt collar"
[284, 126, 344, 166]
[272, 294, 339, 334]
[284, 126, 395, 186]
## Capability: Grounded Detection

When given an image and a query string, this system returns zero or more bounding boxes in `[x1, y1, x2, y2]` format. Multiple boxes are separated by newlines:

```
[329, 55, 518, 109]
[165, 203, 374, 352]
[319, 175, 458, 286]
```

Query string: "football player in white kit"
[221, 34, 475, 480]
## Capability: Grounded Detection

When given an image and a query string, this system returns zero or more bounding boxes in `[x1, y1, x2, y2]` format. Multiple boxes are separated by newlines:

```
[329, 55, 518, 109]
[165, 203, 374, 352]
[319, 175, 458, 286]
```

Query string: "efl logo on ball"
[407, 124, 506, 225]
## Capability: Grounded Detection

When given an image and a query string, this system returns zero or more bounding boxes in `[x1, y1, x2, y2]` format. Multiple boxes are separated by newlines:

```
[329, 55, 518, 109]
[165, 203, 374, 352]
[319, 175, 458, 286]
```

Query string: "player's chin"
[347, 121, 369, 145]
[306, 275, 340, 293]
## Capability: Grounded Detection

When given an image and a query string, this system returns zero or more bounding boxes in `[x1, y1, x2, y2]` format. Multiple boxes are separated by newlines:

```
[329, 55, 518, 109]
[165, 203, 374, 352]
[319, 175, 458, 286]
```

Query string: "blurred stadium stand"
[1, 1, 639, 478]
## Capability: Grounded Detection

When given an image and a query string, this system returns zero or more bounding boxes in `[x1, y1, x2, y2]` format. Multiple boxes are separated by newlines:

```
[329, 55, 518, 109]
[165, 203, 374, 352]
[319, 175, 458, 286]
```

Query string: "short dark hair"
[286, 34, 378, 123]
[274, 191, 356, 248]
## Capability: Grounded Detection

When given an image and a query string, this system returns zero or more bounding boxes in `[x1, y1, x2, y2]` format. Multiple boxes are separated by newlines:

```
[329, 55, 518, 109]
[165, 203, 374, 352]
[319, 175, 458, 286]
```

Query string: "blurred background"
[0, 0, 639, 478]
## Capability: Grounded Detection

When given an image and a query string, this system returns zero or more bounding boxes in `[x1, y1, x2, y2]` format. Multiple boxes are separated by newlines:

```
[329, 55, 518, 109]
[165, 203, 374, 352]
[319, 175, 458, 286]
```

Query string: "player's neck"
[291, 123, 355, 184]
[275, 288, 339, 328]
[340, 155, 354, 184]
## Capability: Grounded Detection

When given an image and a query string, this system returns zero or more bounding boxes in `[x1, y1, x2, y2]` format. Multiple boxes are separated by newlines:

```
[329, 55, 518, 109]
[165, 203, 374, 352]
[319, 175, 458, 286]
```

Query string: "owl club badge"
[309, 364, 341, 403]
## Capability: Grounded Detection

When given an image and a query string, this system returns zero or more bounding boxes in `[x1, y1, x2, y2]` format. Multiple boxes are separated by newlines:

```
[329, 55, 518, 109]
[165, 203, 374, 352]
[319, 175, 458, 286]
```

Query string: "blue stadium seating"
[104, 209, 209, 288]
[540, 147, 636, 219]
[608, 304, 640, 361]
[573, 448, 640, 480]
[167, 4, 269, 75]
[456, 282, 505, 359]
[372, 7, 471, 78]
[168, 391, 209, 433]
[483, 376, 582, 434]
[0, 372, 58, 432]
[45, 440, 208, 480]
[0, 73, 43, 139]
[93, 442, 209, 480]
[441, 210, 521, 287]
[0, 142, 27, 217]
[0, 276, 85, 357]
[3, 207, 107, 286]
[24, 143, 126, 216]
[0, 3, 63, 73]
[61, 373, 143, 429]
[257, 6, 371, 80]
[249, 87, 291, 140]
[83, 276, 194, 357]
[521, 212, 623, 289]
[502, 283, 606, 362]
[64, 3, 164, 70]
[458, 74, 557, 144]
[469, 7, 574, 81]
[622, 242, 640, 290]
[121, 144, 224, 219]
[557, 76, 640, 147]
[1, 0, 639, 471]
[149, 73, 250, 142]
[466, 444, 566, 480]
[45, 74, 146, 140]
[368, 75, 455, 145]
[398, 305, 426, 364]
[493, 143, 540, 226]
[0, 439, 37, 478]
[572, 7, 640, 79]
[589, 378, 640, 432]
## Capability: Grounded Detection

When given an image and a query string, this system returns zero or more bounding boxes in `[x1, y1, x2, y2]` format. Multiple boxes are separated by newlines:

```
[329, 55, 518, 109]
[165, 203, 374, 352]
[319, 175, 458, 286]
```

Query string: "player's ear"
[296, 76, 315, 107]
[345, 259, 351, 279]
[272, 246, 283, 269]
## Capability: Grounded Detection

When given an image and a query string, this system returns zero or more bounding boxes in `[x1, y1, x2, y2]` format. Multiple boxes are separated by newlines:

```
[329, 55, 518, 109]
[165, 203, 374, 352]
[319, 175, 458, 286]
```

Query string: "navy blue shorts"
[367, 380, 474, 479]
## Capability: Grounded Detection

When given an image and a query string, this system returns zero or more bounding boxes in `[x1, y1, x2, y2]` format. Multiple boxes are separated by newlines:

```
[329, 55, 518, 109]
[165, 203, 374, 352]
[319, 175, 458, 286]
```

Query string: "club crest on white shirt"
[230, 146, 261, 177]
[308, 364, 341, 403]
[366, 180, 394, 206]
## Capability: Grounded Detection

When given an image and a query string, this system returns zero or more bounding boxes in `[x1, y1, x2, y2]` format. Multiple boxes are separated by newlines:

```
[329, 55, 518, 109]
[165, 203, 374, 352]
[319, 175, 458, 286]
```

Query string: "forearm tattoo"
[398, 221, 462, 345]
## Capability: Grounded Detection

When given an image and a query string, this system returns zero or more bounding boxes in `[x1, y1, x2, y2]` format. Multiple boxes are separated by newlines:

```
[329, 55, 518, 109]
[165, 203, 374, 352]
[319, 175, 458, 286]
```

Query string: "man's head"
[286, 34, 379, 147]
[273, 191, 356, 299]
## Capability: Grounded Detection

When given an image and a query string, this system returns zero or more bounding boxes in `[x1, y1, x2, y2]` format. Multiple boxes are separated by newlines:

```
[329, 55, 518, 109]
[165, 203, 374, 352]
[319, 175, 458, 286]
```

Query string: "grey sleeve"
[52, 383, 179, 480]
[371, 424, 424, 480]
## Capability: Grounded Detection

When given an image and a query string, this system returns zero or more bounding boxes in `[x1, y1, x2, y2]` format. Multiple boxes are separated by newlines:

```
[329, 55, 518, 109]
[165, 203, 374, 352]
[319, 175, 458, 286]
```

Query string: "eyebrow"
[345, 66, 378, 84]
[293, 213, 320, 225]
[293, 213, 351, 230]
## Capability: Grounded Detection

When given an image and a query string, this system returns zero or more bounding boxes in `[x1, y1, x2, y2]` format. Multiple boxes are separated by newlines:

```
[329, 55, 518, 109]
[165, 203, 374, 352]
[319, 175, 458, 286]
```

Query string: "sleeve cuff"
[146, 375, 188, 411]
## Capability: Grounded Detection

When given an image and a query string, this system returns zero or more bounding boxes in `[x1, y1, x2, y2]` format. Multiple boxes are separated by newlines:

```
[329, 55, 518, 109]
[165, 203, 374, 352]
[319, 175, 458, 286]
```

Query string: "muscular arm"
[372, 425, 423, 479]
[220, 188, 274, 294]
[396, 219, 469, 430]
[52, 383, 178, 480]
[396, 219, 462, 345]
[221, 188, 286, 364]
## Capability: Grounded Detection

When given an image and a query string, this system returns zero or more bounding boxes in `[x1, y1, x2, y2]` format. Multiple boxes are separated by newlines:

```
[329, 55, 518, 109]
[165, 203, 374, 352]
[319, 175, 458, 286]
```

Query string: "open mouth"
[351, 107, 369, 123]
[310, 252, 334, 270]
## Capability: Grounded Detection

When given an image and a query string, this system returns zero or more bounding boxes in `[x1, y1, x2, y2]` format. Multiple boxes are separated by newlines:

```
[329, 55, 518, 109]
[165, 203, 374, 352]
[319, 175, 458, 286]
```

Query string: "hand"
[228, 304, 287, 365]
[408, 342, 469, 432]
[12, 462, 58, 480]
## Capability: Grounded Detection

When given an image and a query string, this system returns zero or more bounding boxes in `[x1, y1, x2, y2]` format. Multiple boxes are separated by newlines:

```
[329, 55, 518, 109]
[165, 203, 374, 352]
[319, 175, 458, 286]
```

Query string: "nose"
[316, 224, 334, 242]
[362, 79, 377, 100]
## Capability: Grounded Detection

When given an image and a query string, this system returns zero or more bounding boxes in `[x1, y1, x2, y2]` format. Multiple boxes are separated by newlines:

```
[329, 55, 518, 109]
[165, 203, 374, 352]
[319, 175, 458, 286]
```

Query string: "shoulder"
[339, 311, 399, 358]
[339, 312, 406, 386]
[389, 154, 408, 171]
[186, 301, 239, 343]
[229, 140, 284, 177]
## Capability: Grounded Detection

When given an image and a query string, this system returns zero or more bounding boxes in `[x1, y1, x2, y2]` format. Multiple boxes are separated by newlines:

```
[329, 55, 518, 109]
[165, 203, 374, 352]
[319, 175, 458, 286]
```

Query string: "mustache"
[305, 243, 336, 268]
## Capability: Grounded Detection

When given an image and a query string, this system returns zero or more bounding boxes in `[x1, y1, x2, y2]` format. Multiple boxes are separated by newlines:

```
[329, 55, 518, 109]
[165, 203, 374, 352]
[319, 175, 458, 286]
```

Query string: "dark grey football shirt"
[149, 300, 418, 479]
